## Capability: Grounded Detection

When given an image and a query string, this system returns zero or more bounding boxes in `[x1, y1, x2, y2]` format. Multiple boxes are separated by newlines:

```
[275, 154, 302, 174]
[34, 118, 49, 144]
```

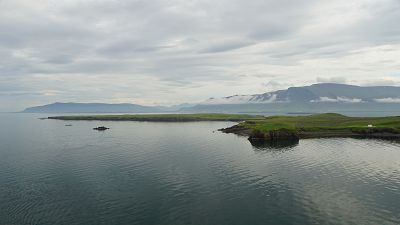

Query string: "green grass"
[240, 113, 400, 133]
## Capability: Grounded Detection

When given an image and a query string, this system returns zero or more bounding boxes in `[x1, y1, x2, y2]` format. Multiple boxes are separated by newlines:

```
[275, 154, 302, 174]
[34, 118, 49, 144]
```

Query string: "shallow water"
[1, 113, 400, 225]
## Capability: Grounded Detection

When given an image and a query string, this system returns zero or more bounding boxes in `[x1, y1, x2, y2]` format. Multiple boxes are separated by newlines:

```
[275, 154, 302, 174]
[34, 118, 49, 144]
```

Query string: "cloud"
[374, 97, 400, 103]
[201, 40, 255, 53]
[316, 77, 347, 84]
[358, 78, 400, 86]
[311, 97, 364, 103]
[1, 0, 400, 111]
[201, 95, 253, 105]
[262, 80, 294, 92]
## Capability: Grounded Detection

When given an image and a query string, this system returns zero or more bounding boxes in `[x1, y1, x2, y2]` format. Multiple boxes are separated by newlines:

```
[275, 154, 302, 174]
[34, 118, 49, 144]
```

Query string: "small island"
[48, 113, 400, 143]
[93, 126, 110, 131]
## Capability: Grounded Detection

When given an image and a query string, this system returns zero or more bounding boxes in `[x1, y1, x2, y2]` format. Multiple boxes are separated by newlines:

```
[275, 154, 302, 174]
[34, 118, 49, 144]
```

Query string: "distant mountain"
[183, 83, 400, 114]
[22, 83, 400, 115]
[22, 102, 168, 113]
[202, 83, 400, 104]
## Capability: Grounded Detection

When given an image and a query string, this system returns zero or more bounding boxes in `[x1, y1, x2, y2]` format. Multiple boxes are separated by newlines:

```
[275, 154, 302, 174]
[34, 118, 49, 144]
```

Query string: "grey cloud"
[316, 77, 347, 84]
[42, 54, 75, 65]
[98, 40, 176, 57]
[351, 0, 400, 42]
[0, 0, 400, 111]
[358, 79, 400, 86]
[201, 40, 255, 53]
[262, 80, 294, 92]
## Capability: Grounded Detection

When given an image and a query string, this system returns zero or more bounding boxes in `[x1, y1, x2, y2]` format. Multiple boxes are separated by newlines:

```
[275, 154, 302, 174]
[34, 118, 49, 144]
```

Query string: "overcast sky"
[1, 0, 400, 111]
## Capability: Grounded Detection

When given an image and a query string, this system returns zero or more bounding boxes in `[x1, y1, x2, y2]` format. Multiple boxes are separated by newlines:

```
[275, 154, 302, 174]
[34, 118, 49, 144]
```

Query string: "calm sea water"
[1, 113, 400, 225]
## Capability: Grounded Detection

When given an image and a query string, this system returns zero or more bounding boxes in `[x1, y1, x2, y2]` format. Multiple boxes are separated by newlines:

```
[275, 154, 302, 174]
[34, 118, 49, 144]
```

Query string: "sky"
[1, 0, 400, 111]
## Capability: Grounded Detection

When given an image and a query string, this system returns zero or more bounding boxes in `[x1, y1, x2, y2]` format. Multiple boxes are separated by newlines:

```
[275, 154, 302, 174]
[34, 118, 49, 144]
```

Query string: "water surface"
[1, 113, 400, 225]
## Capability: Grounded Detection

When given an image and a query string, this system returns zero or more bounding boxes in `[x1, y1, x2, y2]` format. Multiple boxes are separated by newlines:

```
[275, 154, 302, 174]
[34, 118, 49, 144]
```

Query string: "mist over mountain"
[202, 83, 400, 105]
[22, 83, 400, 114]
[185, 83, 400, 114]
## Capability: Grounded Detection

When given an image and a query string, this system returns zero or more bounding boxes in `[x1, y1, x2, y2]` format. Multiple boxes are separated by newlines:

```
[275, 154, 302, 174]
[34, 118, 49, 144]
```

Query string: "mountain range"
[202, 83, 400, 104]
[22, 102, 189, 113]
[22, 83, 400, 114]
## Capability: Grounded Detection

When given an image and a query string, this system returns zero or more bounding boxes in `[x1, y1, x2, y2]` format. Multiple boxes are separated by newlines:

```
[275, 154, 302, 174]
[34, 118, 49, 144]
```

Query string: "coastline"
[220, 124, 400, 142]
[48, 113, 400, 142]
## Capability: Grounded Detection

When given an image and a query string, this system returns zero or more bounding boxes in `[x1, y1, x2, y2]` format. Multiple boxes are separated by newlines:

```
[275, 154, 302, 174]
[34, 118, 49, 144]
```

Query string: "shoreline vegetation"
[48, 113, 400, 144]
[48, 114, 264, 122]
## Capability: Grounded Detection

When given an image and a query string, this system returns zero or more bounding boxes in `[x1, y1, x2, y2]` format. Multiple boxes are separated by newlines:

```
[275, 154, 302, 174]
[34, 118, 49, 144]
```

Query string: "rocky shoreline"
[220, 124, 400, 144]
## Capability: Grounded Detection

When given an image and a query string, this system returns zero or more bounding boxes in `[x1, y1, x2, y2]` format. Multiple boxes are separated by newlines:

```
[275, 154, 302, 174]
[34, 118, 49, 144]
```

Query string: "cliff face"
[249, 129, 300, 142]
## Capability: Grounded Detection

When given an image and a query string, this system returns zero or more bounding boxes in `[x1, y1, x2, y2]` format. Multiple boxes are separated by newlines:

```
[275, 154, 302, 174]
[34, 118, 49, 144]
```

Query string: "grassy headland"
[48, 113, 400, 142]
[221, 113, 400, 142]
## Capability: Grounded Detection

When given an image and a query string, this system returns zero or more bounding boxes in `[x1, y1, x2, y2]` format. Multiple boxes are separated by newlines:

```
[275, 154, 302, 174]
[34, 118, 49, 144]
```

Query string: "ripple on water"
[1, 117, 400, 225]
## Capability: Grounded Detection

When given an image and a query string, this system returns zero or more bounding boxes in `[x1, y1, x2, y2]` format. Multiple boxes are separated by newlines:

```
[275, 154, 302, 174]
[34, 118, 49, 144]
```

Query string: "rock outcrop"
[248, 129, 300, 143]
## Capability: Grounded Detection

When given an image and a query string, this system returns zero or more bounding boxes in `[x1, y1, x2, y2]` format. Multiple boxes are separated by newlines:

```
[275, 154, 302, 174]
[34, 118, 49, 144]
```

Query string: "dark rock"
[218, 124, 253, 136]
[249, 138, 299, 149]
[249, 129, 300, 142]
[93, 126, 109, 131]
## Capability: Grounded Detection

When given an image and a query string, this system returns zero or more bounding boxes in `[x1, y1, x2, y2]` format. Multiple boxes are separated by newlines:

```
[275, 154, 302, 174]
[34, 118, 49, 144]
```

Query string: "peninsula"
[48, 113, 400, 142]
[48, 113, 264, 122]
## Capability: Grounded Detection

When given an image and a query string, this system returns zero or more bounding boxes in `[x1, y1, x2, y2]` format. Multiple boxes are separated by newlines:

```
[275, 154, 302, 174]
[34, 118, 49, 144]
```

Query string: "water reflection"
[249, 138, 299, 150]
[1, 114, 400, 225]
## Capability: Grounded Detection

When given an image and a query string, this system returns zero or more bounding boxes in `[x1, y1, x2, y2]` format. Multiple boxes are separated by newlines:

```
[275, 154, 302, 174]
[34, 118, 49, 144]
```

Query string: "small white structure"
[367, 124, 374, 127]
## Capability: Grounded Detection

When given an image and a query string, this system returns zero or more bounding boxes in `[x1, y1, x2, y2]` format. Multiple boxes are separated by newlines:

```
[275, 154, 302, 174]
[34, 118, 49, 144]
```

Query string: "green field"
[240, 113, 400, 132]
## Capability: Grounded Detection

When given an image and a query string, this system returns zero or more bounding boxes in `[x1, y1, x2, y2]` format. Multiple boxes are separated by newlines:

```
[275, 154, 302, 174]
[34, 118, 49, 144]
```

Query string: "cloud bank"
[1, 0, 400, 111]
